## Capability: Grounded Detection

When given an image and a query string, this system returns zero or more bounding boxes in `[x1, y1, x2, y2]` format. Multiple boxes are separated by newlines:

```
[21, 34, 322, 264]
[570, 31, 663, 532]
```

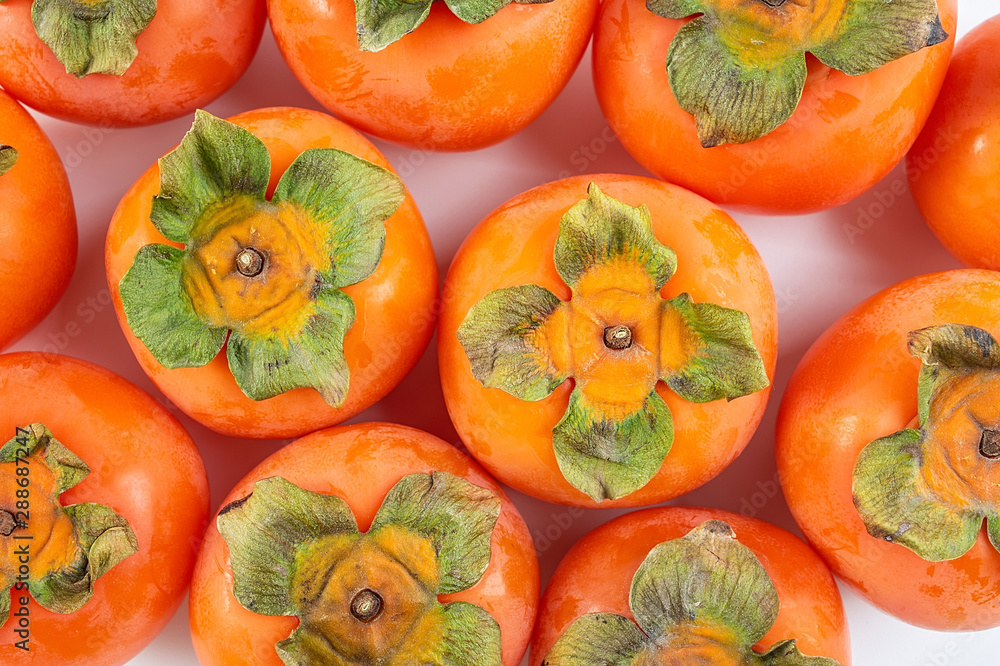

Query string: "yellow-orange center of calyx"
[708, 0, 844, 63]
[920, 372, 1000, 511]
[534, 261, 700, 420]
[181, 197, 329, 340]
[289, 526, 448, 663]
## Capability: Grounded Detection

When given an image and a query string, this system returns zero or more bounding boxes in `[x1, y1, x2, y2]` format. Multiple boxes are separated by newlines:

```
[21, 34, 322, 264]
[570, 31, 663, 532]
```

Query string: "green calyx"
[650, 0, 948, 147]
[30, 0, 156, 77]
[543, 520, 842, 666]
[119, 109, 405, 408]
[854, 324, 1000, 561]
[217, 471, 503, 665]
[355, 0, 553, 52]
[0, 146, 17, 177]
[457, 183, 768, 502]
[0, 424, 138, 627]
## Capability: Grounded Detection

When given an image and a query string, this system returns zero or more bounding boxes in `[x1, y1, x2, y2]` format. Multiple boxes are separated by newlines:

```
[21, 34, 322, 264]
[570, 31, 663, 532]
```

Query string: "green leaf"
[370, 472, 501, 594]
[541, 613, 647, 665]
[555, 183, 676, 290]
[355, 0, 433, 52]
[217, 476, 360, 617]
[0, 145, 17, 177]
[273, 148, 404, 288]
[661, 293, 769, 403]
[759, 639, 843, 666]
[909, 324, 1000, 425]
[443, 0, 507, 24]
[457, 284, 567, 401]
[0, 424, 89, 494]
[0, 583, 9, 628]
[31, 0, 156, 77]
[441, 601, 503, 666]
[630, 520, 777, 645]
[811, 0, 948, 76]
[119, 244, 227, 369]
[226, 285, 355, 407]
[645, 0, 702, 19]
[988, 516, 1000, 555]
[31, 503, 137, 614]
[63, 503, 139, 580]
[666, 18, 807, 147]
[552, 388, 674, 502]
[853, 429, 982, 561]
[151, 110, 271, 243]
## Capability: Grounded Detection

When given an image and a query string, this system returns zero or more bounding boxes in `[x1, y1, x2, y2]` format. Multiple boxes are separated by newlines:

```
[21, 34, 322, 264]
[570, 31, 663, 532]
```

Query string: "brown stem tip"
[235, 248, 265, 278]
[0, 510, 15, 536]
[603, 325, 633, 350]
[980, 429, 1000, 460]
[350, 588, 383, 622]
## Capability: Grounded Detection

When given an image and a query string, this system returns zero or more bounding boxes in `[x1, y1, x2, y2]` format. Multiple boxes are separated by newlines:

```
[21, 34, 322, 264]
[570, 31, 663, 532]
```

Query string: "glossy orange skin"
[105, 107, 439, 439]
[267, 0, 599, 151]
[189, 422, 540, 666]
[0, 352, 210, 665]
[531, 507, 850, 665]
[777, 270, 1000, 630]
[0, 90, 76, 350]
[593, 0, 957, 214]
[0, 0, 265, 126]
[908, 14, 1000, 270]
[438, 174, 777, 508]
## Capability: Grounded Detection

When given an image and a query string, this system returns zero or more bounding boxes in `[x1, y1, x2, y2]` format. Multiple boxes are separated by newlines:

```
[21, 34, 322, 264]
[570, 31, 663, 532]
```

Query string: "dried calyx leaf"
[31, 0, 157, 77]
[650, 0, 948, 147]
[0, 424, 138, 627]
[854, 324, 1000, 561]
[355, 0, 553, 52]
[0, 145, 17, 177]
[544, 520, 842, 665]
[120, 110, 406, 408]
[217, 471, 503, 665]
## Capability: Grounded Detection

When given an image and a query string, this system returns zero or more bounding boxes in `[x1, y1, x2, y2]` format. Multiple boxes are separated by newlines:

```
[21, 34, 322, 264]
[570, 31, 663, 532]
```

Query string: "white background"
[11, 2, 998, 664]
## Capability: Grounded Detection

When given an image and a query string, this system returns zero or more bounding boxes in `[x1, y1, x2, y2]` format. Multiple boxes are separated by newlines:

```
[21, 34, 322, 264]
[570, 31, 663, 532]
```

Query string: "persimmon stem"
[603, 325, 633, 350]
[760, 0, 787, 7]
[350, 588, 383, 622]
[980, 429, 1000, 460]
[0, 510, 15, 536]
[235, 248, 265, 278]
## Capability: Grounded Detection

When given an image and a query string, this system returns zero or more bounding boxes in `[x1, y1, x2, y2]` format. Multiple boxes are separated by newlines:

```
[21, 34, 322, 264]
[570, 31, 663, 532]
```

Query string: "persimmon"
[105, 107, 438, 439]
[0, 0, 265, 126]
[189, 422, 540, 666]
[266, 0, 599, 150]
[0, 352, 209, 665]
[777, 270, 1000, 630]
[593, 0, 957, 214]
[439, 174, 776, 507]
[532, 507, 850, 665]
[0, 88, 76, 351]
[908, 13, 1000, 270]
